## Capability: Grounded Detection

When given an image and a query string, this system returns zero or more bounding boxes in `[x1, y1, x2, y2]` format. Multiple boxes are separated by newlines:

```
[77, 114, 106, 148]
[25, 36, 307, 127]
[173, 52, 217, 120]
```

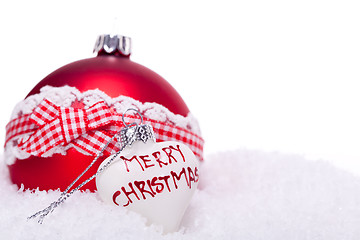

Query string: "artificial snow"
[1, 149, 360, 239]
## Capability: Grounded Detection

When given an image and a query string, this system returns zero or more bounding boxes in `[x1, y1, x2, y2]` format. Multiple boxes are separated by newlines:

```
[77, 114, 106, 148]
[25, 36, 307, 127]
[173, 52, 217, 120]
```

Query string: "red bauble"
[9, 35, 190, 192]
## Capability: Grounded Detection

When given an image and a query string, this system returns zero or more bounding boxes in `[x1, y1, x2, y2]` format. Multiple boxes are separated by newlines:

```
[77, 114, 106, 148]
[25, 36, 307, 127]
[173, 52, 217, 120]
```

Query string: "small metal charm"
[120, 108, 155, 146]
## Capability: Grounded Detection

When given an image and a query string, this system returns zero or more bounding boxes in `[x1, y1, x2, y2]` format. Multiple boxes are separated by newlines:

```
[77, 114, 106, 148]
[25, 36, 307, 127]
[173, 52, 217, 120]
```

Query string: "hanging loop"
[122, 108, 143, 128]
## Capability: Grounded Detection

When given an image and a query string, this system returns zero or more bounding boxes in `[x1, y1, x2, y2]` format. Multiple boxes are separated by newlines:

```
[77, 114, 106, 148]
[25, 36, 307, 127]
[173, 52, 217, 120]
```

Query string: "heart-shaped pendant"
[96, 140, 200, 233]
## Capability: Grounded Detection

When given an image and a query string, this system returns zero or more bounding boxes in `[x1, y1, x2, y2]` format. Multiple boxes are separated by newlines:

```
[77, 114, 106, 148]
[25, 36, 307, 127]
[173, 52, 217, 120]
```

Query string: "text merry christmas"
[112, 144, 199, 207]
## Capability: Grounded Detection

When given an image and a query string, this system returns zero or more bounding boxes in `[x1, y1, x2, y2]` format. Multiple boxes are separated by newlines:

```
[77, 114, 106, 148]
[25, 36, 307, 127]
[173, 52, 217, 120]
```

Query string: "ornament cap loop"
[122, 108, 143, 127]
[93, 34, 132, 57]
[120, 109, 155, 146]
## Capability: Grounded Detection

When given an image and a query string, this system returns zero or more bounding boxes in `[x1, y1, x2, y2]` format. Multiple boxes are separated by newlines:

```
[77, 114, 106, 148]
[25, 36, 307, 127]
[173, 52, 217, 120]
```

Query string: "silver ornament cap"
[93, 34, 132, 56]
[119, 124, 156, 147]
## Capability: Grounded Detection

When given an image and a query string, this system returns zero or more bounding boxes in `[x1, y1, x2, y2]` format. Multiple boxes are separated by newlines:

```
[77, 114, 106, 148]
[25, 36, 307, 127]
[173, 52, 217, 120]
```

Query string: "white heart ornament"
[96, 140, 200, 233]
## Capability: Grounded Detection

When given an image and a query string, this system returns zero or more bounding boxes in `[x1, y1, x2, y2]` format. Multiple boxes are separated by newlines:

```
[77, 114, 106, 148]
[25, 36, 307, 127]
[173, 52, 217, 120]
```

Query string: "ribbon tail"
[18, 119, 64, 156]
[72, 130, 119, 156]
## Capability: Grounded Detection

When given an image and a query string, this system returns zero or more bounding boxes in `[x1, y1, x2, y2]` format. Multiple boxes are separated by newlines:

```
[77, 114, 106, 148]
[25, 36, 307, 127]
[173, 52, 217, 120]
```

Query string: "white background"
[1, 0, 360, 174]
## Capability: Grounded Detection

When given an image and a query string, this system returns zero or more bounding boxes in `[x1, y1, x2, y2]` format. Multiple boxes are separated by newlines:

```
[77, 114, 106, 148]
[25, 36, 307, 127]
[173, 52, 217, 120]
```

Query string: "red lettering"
[162, 147, 178, 164]
[158, 175, 171, 192]
[151, 176, 165, 193]
[170, 145, 186, 162]
[171, 167, 189, 189]
[120, 155, 144, 172]
[187, 167, 195, 188]
[121, 182, 140, 207]
[152, 151, 168, 168]
[112, 190, 121, 206]
[194, 167, 199, 182]
[134, 180, 155, 200]
[146, 179, 157, 195]
[139, 155, 155, 169]
[113, 165, 199, 207]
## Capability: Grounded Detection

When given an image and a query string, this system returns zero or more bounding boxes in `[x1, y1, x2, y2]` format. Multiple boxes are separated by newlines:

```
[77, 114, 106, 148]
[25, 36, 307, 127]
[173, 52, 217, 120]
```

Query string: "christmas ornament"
[96, 112, 199, 233]
[4, 34, 204, 192]
[28, 109, 199, 234]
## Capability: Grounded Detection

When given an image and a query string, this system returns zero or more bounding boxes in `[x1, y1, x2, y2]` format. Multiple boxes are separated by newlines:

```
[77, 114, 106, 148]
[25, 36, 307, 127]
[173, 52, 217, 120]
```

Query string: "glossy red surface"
[27, 55, 189, 116]
[10, 55, 190, 192]
[9, 149, 102, 191]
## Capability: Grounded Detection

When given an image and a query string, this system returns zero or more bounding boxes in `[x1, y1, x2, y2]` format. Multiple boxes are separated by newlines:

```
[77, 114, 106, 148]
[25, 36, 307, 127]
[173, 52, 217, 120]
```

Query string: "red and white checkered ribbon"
[17, 99, 116, 156]
[5, 99, 204, 160]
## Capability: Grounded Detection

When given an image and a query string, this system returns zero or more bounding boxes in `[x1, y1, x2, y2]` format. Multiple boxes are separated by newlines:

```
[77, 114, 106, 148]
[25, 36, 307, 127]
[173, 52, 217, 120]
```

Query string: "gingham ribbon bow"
[18, 99, 115, 156]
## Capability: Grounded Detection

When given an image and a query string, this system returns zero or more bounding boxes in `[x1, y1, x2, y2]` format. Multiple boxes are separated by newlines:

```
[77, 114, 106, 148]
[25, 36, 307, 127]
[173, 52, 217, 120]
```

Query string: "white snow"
[1, 149, 360, 239]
